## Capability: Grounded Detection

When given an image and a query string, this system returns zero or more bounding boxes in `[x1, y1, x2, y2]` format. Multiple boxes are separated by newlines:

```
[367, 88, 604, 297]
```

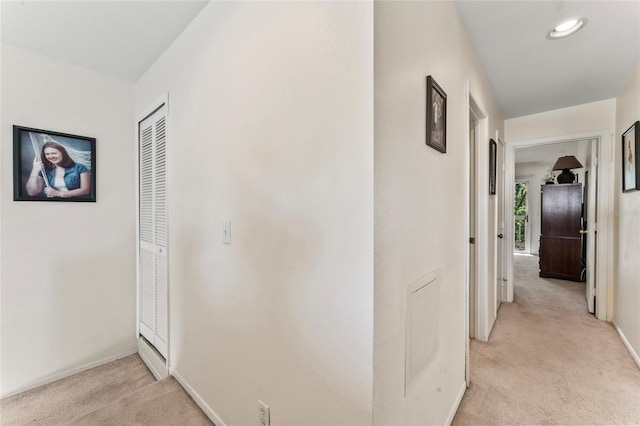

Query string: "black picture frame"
[426, 75, 447, 153]
[489, 138, 497, 195]
[622, 121, 639, 193]
[13, 125, 96, 202]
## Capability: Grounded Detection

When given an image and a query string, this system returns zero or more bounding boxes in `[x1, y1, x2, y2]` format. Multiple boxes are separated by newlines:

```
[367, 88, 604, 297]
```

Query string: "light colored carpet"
[0, 354, 212, 425]
[69, 376, 212, 426]
[452, 254, 640, 425]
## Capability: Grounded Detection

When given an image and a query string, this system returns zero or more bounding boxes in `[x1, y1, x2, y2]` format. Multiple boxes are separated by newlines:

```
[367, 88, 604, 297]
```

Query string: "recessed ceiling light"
[556, 19, 578, 32]
[546, 18, 587, 39]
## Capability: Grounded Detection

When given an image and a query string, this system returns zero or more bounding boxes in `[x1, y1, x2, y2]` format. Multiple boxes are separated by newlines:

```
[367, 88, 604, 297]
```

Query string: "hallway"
[453, 254, 640, 424]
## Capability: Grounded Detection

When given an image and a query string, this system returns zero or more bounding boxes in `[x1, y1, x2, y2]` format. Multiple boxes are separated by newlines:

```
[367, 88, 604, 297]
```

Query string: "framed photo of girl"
[622, 121, 639, 193]
[13, 125, 96, 202]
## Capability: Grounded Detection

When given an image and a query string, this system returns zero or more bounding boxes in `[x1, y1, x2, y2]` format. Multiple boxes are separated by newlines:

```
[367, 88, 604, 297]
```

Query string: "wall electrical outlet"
[258, 400, 270, 426]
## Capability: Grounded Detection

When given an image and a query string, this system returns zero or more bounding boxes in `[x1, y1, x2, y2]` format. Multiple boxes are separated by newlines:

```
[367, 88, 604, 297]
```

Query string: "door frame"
[135, 93, 171, 378]
[505, 130, 613, 321]
[465, 80, 493, 384]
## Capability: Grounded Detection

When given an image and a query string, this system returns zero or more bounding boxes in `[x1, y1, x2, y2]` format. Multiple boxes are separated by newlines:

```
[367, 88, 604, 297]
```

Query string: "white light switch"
[223, 221, 231, 244]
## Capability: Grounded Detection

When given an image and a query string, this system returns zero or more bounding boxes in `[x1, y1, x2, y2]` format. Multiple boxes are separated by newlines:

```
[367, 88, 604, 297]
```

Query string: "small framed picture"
[489, 138, 497, 195]
[426, 75, 447, 153]
[13, 125, 96, 202]
[622, 121, 639, 193]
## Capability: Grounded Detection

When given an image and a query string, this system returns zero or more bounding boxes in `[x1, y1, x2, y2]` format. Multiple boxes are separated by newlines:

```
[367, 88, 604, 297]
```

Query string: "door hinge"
[470, 237, 476, 244]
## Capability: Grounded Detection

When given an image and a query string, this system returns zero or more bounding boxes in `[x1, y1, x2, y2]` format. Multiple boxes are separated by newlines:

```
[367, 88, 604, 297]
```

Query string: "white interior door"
[585, 140, 598, 314]
[138, 104, 168, 358]
[496, 137, 505, 307]
[469, 119, 476, 340]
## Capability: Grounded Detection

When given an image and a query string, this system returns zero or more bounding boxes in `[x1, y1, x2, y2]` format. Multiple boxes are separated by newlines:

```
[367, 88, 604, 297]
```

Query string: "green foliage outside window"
[514, 183, 527, 216]
[514, 183, 527, 250]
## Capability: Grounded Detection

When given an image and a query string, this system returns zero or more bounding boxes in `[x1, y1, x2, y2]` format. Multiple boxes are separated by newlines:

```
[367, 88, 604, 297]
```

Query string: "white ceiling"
[1, 1, 638, 117]
[454, 0, 640, 119]
[1, 1, 209, 82]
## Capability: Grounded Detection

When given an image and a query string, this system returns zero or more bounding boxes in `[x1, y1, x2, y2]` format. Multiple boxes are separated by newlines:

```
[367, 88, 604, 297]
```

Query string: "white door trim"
[505, 130, 613, 320]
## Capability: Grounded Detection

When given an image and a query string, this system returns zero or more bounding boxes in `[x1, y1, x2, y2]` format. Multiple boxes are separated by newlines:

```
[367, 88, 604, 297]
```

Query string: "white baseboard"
[137, 337, 168, 380]
[446, 381, 467, 425]
[613, 321, 640, 370]
[0, 348, 137, 399]
[172, 369, 226, 426]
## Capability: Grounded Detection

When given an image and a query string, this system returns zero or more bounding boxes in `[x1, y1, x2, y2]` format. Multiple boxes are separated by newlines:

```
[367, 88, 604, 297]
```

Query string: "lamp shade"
[552, 155, 583, 171]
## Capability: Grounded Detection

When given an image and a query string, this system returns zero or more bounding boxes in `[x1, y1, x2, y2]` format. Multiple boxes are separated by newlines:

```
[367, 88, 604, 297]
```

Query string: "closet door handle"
[498, 234, 504, 239]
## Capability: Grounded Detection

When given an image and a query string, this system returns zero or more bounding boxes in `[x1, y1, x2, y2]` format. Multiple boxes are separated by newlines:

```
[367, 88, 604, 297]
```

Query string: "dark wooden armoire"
[539, 183, 583, 281]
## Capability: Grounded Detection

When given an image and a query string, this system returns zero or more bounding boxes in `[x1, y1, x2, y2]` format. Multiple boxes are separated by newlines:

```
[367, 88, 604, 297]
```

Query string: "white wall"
[614, 63, 640, 362]
[0, 45, 137, 396]
[135, 3, 373, 425]
[374, 2, 504, 424]
[506, 99, 616, 143]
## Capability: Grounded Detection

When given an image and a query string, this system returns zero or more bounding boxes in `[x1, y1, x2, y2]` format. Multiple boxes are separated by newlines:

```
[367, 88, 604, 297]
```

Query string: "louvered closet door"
[139, 104, 168, 358]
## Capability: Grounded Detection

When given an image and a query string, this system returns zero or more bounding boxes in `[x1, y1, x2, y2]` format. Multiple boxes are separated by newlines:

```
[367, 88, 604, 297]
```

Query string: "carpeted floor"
[4, 256, 639, 425]
[0, 354, 212, 425]
[452, 253, 640, 425]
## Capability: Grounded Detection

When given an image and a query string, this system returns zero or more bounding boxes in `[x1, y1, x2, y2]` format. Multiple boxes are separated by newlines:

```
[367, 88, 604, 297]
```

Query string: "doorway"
[137, 98, 169, 369]
[505, 134, 612, 319]
[465, 80, 494, 385]
[496, 136, 506, 308]
[469, 117, 477, 341]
